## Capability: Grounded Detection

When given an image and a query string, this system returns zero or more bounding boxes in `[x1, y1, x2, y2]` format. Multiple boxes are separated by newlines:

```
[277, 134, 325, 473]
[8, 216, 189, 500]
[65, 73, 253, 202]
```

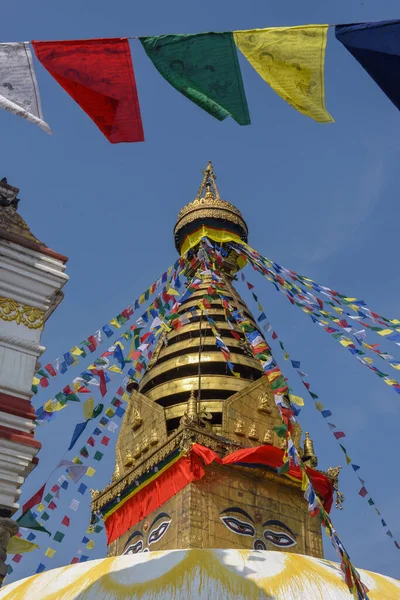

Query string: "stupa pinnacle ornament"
[92, 162, 339, 564]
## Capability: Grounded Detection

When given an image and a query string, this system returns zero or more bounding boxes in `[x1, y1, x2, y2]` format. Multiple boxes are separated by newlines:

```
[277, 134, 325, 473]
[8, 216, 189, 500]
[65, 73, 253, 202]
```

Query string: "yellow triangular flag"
[45, 547, 56, 558]
[235, 26, 333, 123]
[289, 394, 304, 406]
[83, 397, 94, 421]
[71, 346, 84, 356]
[86, 540, 95, 550]
[109, 319, 121, 329]
[167, 287, 180, 296]
[108, 365, 122, 374]
[345, 454, 352, 465]
[7, 536, 39, 554]
[377, 329, 393, 336]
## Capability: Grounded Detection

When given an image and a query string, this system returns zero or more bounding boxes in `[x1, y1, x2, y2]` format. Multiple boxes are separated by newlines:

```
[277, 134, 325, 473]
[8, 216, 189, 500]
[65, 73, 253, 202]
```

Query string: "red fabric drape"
[32, 38, 144, 143]
[105, 444, 333, 544]
[222, 445, 333, 513]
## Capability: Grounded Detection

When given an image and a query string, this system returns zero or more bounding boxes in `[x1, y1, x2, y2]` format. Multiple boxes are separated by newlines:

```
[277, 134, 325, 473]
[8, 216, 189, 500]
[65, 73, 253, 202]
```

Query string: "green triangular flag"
[273, 424, 288, 439]
[140, 33, 250, 125]
[17, 510, 51, 536]
[278, 461, 290, 474]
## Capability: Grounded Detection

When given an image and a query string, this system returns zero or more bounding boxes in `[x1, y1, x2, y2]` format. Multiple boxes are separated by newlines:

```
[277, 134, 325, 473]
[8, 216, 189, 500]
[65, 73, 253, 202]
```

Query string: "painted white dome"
[1, 549, 399, 600]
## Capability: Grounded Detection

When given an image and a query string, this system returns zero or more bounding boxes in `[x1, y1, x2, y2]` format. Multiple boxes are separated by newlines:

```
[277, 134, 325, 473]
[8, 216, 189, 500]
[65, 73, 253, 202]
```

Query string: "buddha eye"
[148, 520, 171, 545]
[124, 539, 143, 554]
[264, 529, 297, 548]
[220, 516, 255, 537]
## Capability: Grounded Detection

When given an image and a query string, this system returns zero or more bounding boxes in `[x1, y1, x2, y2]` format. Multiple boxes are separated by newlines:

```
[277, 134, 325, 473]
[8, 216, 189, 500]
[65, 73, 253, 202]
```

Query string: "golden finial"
[303, 432, 318, 468]
[247, 423, 259, 441]
[234, 418, 245, 436]
[111, 460, 120, 482]
[195, 161, 220, 200]
[131, 407, 142, 431]
[124, 450, 134, 468]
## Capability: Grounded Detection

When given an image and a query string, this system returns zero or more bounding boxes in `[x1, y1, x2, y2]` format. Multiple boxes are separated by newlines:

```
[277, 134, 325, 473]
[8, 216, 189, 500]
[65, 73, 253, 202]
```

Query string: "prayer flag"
[68, 421, 89, 451]
[335, 20, 400, 112]
[69, 499, 80, 511]
[86, 467, 96, 477]
[7, 536, 39, 554]
[22, 484, 46, 515]
[78, 483, 88, 495]
[333, 431, 345, 440]
[32, 38, 144, 143]
[140, 33, 250, 125]
[234, 26, 333, 122]
[53, 531, 65, 543]
[0, 42, 50, 132]
[61, 516, 70, 527]
[45, 547, 56, 558]
[83, 397, 94, 421]
[17, 510, 50, 535]
[36, 563, 46, 573]
[359, 486, 368, 498]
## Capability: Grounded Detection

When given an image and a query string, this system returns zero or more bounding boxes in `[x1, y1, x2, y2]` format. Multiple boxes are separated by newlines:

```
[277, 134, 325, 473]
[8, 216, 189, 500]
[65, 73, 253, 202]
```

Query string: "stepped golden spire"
[92, 162, 339, 564]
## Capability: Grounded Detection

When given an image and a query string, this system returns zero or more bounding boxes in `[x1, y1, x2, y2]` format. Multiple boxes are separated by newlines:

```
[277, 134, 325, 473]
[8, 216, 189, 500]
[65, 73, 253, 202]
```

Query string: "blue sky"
[3, 0, 400, 585]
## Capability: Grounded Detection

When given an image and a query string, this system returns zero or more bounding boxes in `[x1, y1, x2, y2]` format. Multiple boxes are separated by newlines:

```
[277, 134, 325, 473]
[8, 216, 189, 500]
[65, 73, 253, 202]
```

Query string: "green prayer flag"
[94, 451, 104, 461]
[44, 493, 53, 503]
[17, 510, 51, 536]
[339, 444, 347, 454]
[278, 461, 290, 474]
[41, 511, 50, 521]
[94, 525, 103, 533]
[140, 33, 250, 125]
[368, 498, 375, 506]
[53, 531, 65, 543]
[309, 392, 319, 400]
[273, 424, 287, 439]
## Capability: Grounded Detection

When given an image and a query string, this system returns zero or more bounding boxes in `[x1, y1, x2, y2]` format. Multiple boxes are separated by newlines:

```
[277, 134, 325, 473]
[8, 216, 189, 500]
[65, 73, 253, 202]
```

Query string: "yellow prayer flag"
[234, 26, 333, 123]
[106, 407, 114, 417]
[108, 365, 122, 374]
[339, 338, 353, 347]
[301, 470, 308, 491]
[333, 307, 343, 315]
[72, 456, 81, 464]
[44, 400, 64, 413]
[167, 287, 180, 296]
[345, 455, 352, 465]
[86, 540, 95, 550]
[267, 371, 281, 382]
[115, 341, 124, 349]
[384, 379, 397, 386]
[283, 351, 290, 360]
[45, 547, 56, 558]
[86, 467, 96, 477]
[32, 376, 41, 386]
[109, 319, 121, 329]
[7, 536, 39, 554]
[37, 503, 45, 512]
[71, 346, 84, 356]
[289, 394, 304, 406]
[139, 294, 145, 305]
[343, 297, 357, 303]
[83, 397, 94, 421]
[121, 392, 130, 402]
[390, 363, 400, 370]
[390, 319, 400, 325]
[364, 357, 374, 365]
[377, 329, 393, 336]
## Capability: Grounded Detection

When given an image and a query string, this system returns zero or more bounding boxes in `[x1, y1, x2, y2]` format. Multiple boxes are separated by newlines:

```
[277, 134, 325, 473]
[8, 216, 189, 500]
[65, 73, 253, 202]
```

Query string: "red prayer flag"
[93, 369, 107, 397]
[62, 516, 70, 527]
[71, 557, 79, 564]
[22, 484, 46, 515]
[40, 377, 49, 388]
[333, 431, 346, 440]
[45, 364, 57, 377]
[395, 541, 400, 549]
[32, 38, 144, 143]
[101, 436, 110, 446]
[12, 554, 22, 563]
[87, 436, 95, 447]
[48, 500, 57, 510]
[359, 486, 368, 498]
[246, 282, 254, 290]
[272, 332, 278, 340]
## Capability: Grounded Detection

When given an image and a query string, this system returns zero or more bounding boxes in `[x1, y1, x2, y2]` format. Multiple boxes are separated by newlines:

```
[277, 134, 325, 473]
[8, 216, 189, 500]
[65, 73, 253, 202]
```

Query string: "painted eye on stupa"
[148, 520, 171, 545]
[220, 516, 255, 537]
[264, 530, 297, 548]
[124, 539, 143, 554]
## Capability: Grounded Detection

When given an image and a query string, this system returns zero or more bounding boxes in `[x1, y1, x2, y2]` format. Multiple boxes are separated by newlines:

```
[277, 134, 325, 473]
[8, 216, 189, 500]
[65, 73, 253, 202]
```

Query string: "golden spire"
[195, 161, 220, 200]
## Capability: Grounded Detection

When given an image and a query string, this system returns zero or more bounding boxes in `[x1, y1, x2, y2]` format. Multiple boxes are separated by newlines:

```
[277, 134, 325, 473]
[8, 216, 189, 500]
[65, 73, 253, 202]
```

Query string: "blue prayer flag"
[102, 324, 113, 338]
[68, 421, 89, 451]
[115, 406, 125, 418]
[60, 361, 68, 374]
[36, 563, 46, 573]
[336, 20, 400, 111]
[291, 360, 300, 369]
[64, 352, 74, 366]
[78, 483, 88, 495]
[321, 410, 332, 418]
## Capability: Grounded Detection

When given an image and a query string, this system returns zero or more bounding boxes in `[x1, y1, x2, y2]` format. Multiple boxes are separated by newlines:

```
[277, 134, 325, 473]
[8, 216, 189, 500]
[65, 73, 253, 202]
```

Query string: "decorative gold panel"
[144, 375, 255, 404]
[0, 297, 44, 329]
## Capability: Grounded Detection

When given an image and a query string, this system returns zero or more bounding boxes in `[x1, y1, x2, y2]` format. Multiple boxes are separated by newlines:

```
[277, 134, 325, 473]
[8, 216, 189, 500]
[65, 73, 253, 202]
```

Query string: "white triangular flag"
[0, 42, 51, 133]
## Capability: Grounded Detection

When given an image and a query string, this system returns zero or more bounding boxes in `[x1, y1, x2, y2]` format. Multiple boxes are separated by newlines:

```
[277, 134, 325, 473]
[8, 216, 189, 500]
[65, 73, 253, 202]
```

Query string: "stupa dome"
[1, 549, 399, 600]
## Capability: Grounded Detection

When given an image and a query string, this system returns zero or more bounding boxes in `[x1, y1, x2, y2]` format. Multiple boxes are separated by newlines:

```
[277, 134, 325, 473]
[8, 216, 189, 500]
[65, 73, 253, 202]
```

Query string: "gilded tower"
[92, 163, 336, 559]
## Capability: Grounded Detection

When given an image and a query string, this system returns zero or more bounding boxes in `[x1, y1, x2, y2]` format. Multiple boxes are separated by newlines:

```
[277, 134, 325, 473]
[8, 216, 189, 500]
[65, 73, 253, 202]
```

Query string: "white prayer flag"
[0, 42, 50, 133]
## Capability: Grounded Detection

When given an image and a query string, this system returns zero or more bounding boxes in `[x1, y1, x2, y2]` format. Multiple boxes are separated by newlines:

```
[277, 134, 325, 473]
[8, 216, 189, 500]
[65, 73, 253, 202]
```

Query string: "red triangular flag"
[62, 515, 70, 527]
[32, 38, 144, 143]
[22, 484, 46, 515]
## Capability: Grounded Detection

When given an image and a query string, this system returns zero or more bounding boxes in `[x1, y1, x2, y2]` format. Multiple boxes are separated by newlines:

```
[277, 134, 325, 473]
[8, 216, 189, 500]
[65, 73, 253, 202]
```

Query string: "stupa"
[1, 164, 399, 599]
